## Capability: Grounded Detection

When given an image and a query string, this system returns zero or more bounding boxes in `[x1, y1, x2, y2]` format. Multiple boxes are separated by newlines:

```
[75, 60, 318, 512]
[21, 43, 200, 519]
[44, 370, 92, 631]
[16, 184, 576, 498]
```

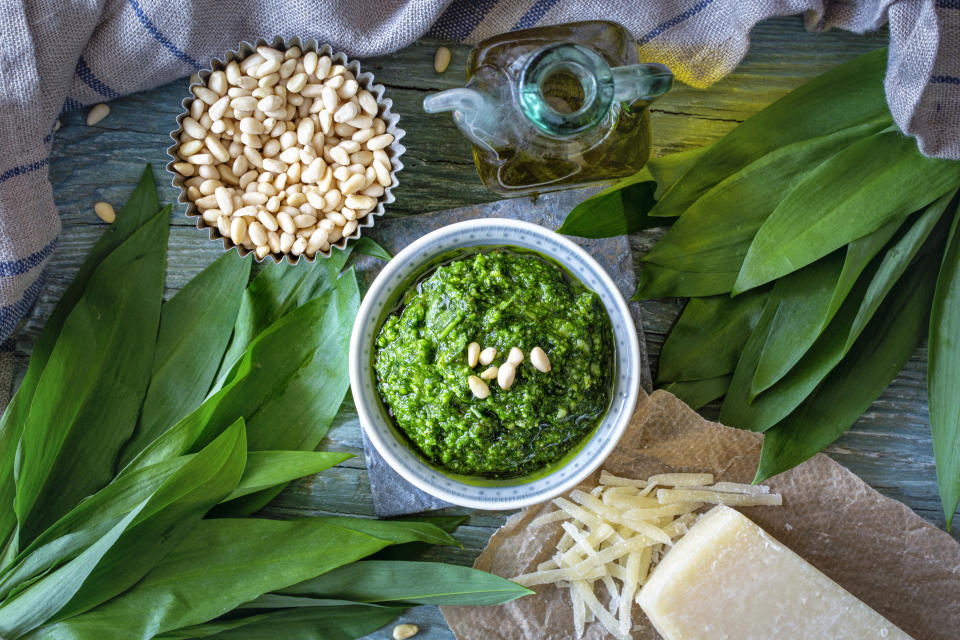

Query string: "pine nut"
[315, 55, 332, 80]
[326, 210, 347, 226]
[217, 214, 231, 237]
[255, 244, 271, 259]
[507, 347, 524, 366]
[230, 216, 248, 244]
[86, 103, 110, 126]
[215, 187, 234, 214]
[248, 220, 268, 246]
[498, 362, 516, 390]
[333, 101, 358, 123]
[231, 96, 257, 112]
[434, 46, 451, 74]
[182, 117, 206, 139]
[373, 160, 392, 186]
[479, 347, 497, 366]
[345, 194, 375, 211]
[257, 210, 279, 231]
[205, 135, 230, 163]
[341, 173, 367, 195]
[94, 202, 116, 223]
[392, 624, 419, 640]
[209, 96, 230, 121]
[530, 346, 551, 372]
[480, 366, 498, 381]
[367, 133, 394, 150]
[329, 145, 350, 166]
[292, 236, 308, 255]
[187, 153, 214, 165]
[467, 343, 481, 367]
[226, 61, 241, 85]
[172, 162, 195, 176]
[307, 228, 329, 253]
[358, 90, 378, 116]
[280, 231, 295, 253]
[342, 219, 358, 236]
[193, 85, 219, 105]
[468, 376, 490, 400]
[303, 51, 318, 75]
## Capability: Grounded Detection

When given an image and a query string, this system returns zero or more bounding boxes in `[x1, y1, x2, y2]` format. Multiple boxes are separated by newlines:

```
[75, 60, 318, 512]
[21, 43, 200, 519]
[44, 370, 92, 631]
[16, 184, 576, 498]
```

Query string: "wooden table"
[23, 15, 953, 639]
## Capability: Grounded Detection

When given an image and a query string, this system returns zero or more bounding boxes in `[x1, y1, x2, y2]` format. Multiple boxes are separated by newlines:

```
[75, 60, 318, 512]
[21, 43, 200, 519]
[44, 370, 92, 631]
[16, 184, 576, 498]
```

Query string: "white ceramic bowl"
[349, 219, 642, 510]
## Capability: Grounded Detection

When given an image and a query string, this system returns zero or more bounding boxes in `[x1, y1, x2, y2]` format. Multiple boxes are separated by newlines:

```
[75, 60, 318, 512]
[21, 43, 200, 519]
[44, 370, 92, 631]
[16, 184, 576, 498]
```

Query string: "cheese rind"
[637, 505, 913, 640]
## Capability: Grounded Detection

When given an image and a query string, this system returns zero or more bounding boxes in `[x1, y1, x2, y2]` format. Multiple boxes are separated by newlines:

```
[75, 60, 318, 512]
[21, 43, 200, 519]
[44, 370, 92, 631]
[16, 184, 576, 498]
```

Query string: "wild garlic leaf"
[13, 207, 170, 544]
[650, 48, 890, 219]
[121, 253, 251, 467]
[928, 200, 960, 530]
[0, 166, 161, 554]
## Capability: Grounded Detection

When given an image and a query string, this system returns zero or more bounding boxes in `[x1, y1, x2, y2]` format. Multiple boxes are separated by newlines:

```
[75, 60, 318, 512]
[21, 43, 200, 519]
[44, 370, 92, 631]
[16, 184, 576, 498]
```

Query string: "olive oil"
[424, 21, 672, 196]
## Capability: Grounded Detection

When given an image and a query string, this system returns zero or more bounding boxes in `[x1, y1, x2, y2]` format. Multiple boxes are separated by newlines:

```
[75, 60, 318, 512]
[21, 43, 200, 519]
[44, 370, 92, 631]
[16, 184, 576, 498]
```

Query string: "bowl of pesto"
[349, 219, 641, 510]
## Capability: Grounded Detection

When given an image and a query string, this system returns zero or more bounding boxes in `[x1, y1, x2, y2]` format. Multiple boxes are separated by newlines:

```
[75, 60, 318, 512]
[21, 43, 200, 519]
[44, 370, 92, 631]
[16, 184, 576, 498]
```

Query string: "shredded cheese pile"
[513, 471, 782, 639]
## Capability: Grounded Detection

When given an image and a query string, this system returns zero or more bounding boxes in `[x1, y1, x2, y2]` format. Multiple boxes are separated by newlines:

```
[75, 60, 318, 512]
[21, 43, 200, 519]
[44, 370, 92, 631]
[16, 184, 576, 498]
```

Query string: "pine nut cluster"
[466, 343, 552, 399]
[172, 45, 396, 260]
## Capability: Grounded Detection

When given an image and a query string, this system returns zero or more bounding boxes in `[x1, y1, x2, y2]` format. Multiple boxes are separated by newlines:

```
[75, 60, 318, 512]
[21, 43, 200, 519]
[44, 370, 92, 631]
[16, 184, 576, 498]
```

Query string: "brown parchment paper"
[441, 390, 960, 640]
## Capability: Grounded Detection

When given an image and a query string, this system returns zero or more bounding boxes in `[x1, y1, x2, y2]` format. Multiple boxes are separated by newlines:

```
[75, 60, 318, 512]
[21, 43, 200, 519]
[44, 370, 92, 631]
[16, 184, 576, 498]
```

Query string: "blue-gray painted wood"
[16, 14, 952, 640]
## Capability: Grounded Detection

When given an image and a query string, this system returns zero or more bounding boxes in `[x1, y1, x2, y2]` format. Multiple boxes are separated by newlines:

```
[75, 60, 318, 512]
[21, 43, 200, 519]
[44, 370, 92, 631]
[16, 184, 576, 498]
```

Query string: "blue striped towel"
[0, 0, 957, 407]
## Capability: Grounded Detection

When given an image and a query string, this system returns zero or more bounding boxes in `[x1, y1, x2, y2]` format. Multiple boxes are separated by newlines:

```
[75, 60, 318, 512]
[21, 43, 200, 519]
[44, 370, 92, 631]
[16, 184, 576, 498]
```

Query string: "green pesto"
[374, 249, 613, 478]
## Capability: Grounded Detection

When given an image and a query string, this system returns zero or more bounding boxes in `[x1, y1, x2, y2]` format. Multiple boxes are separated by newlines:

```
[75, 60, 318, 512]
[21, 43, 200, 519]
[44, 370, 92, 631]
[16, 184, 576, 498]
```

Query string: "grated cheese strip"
[513, 564, 606, 586]
[571, 490, 673, 545]
[600, 470, 650, 488]
[572, 580, 631, 640]
[553, 496, 605, 531]
[603, 493, 662, 510]
[572, 582, 586, 638]
[530, 509, 572, 528]
[646, 472, 715, 488]
[618, 551, 642, 636]
[707, 481, 772, 495]
[622, 502, 704, 522]
[569, 534, 656, 572]
[657, 488, 783, 507]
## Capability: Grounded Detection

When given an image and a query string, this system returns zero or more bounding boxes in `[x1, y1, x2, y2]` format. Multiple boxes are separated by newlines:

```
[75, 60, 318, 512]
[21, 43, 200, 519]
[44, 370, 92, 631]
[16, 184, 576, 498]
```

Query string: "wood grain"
[15, 14, 953, 640]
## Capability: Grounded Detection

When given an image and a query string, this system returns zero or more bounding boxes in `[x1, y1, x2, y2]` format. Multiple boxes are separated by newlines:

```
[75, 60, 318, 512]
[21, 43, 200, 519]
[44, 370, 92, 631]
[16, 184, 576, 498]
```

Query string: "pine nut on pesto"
[374, 249, 614, 478]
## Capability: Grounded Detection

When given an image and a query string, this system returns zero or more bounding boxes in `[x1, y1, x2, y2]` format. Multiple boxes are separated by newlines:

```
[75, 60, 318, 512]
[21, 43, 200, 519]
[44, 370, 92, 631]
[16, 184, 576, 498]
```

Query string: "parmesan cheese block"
[637, 505, 913, 640]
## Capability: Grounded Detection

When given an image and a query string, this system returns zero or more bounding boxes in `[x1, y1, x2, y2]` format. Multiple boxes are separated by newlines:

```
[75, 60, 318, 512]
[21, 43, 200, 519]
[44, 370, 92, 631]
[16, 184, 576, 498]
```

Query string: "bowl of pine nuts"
[168, 37, 404, 262]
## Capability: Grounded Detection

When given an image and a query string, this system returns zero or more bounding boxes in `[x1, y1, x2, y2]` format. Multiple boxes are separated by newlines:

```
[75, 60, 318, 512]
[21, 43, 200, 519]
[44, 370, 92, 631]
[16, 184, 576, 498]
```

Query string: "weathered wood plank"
[18, 14, 951, 640]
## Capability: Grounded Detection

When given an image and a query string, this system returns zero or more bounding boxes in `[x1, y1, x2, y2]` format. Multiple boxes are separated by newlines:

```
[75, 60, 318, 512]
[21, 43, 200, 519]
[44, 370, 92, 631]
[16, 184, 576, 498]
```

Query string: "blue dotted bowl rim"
[348, 218, 641, 510]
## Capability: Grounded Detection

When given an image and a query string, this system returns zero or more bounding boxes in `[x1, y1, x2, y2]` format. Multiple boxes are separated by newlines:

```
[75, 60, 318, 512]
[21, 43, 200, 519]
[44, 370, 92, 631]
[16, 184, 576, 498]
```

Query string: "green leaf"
[120, 253, 252, 467]
[27, 519, 404, 640]
[748, 217, 903, 398]
[158, 605, 404, 640]
[0, 166, 161, 553]
[0, 420, 247, 635]
[661, 376, 731, 411]
[211, 250, 354, 392]
[634, 263, 737, 300]
[754, 244, 939, 482]
[722, 196, 953, 431]
[644, 119, 890, 275]
[223, 451, 352, 502]
[657, 290, 769, 383]
[929, 200, 960, 530]
[350, 237, 391, 262]
[123, 275, 359, 475]
[735, 129, 960, 292]
[279, 560, 532, 606]
[650, 48, 890, 218]
[14, 207, 170, 544]
[308, 516, 459, 548]
[0, 500, 147, 638]
[557, 146, 707, 238]
[0, 458, 188, 601]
